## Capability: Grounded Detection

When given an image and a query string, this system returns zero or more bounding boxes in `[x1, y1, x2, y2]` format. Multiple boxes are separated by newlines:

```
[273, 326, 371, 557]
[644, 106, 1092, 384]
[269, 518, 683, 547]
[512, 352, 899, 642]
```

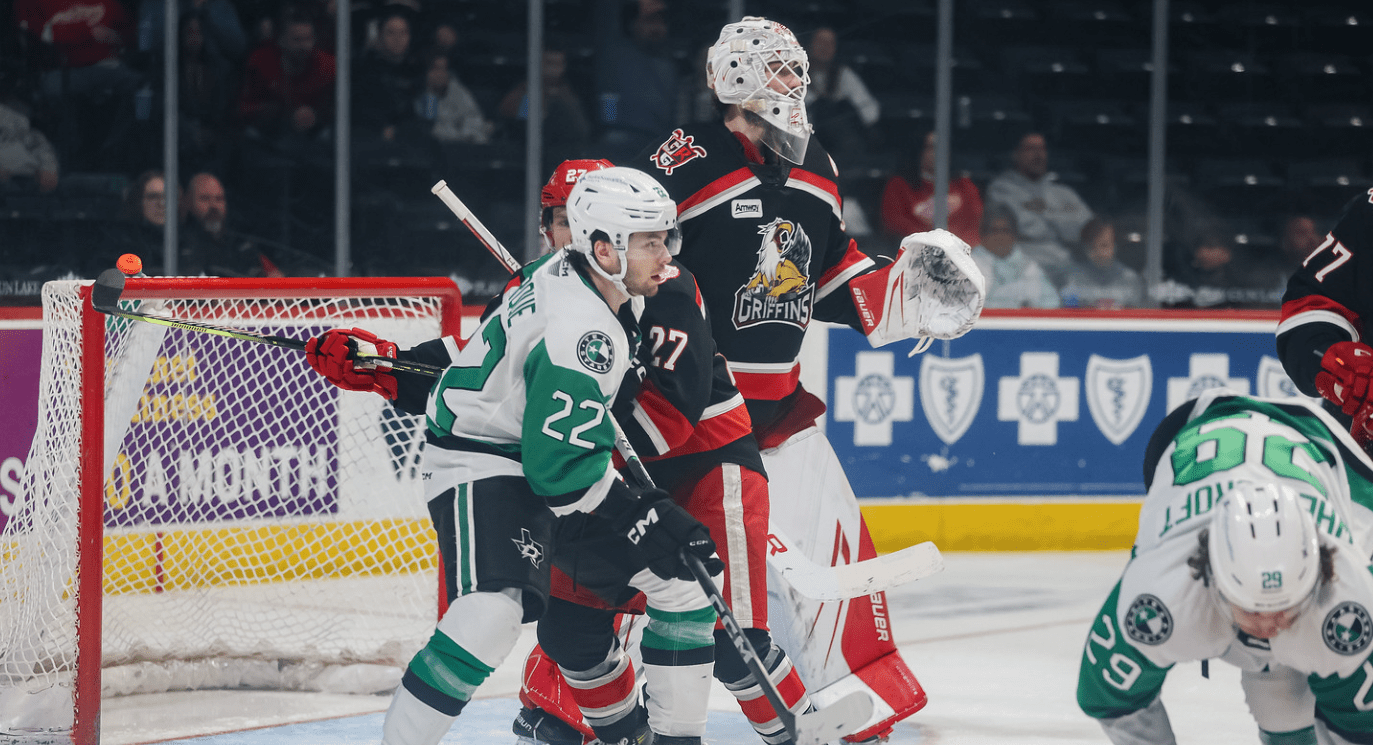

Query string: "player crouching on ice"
[305, 167, 726, 745]
[1078, 391, 1373, 745]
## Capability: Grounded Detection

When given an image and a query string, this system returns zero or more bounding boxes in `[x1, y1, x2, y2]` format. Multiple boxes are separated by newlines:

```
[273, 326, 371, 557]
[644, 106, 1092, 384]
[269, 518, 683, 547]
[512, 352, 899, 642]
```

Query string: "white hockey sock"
[382, 684, 458, 745]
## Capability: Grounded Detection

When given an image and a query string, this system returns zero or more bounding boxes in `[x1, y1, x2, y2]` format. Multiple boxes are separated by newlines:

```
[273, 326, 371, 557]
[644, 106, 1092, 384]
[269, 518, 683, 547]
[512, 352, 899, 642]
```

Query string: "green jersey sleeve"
[1079, 581, 1173, 720]
[521, 337, 620, 513]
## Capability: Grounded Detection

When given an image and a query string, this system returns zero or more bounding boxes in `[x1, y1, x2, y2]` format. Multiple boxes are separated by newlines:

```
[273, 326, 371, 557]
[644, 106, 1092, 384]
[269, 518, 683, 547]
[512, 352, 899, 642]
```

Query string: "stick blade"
[793, 691, 875, 745]
[91, 269, 127, 311]
[773, 539, 944, 601]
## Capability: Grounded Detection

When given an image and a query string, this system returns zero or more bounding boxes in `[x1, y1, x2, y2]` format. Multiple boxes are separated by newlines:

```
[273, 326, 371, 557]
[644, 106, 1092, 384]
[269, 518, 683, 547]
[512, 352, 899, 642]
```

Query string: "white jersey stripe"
[727, 359, 800, 375]
[678, 175, 763, 223]
[784, 176, 843, 221]
[816, 256, 876, 302]
[632, 399, 672, 456]
[700, 392, 746, 421]
[721, 464, 753, 627]
[1276, 309, 1361, 342]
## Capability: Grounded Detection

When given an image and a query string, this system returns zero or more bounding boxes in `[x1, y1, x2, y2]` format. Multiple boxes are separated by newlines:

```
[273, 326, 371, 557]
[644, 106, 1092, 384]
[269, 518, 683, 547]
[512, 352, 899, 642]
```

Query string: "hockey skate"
[513, 706, 588, 745]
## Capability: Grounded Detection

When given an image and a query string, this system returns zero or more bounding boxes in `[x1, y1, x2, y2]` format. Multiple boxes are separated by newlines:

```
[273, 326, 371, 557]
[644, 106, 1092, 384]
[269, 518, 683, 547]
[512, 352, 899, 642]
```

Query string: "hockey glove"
[848, 229, 985, 356]
[1315, 341, 1373, 416]
[304, 327, 399, 400]
[623, 494, 723, 582]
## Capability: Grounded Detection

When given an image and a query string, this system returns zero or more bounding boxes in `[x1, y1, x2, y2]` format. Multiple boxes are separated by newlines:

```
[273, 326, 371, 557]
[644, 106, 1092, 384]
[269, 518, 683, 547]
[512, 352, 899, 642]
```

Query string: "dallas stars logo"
[1124, 594, 1173, 645]
[512, 528, 544, 567]
[1323, 602, 1373, 655]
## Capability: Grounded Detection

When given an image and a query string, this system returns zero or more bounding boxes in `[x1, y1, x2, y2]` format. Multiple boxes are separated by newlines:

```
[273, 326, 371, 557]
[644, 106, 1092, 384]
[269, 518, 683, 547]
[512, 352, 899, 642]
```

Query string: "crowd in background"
[0, 0, 1367, 307]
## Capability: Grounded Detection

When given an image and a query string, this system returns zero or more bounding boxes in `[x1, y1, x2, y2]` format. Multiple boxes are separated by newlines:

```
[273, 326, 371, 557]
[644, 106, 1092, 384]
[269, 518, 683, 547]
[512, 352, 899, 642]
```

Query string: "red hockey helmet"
[541, 159, 614, 250]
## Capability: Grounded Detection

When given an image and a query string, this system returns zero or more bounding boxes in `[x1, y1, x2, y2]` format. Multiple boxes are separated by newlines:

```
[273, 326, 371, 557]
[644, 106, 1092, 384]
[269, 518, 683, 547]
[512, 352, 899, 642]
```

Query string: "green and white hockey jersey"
[423, 252, 639, 516]
[1078, 393, 1373, 743]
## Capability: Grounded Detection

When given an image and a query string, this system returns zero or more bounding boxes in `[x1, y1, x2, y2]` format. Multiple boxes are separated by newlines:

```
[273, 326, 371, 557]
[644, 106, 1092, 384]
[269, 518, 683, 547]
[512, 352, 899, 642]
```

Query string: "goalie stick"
[431, 180, 946, 601]
[88, 269, 446, 378]
[611, 419, 874, 745]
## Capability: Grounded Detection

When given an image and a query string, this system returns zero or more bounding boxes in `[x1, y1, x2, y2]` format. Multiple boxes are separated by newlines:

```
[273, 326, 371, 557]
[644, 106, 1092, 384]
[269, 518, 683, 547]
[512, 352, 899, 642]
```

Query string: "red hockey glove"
[1315, 341, 1373, 416]
[304, 327, 399, 400]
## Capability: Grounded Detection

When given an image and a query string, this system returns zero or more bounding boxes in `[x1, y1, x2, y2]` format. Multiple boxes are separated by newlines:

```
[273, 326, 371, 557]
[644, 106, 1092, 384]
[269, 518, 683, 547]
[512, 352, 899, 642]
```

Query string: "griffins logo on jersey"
[651, 128, 706, 175]
[1323, 602, 1373, 655]
[733, 218, 814, 330]
[1124, 594, 1173, 645]
[577, 331, 615, 373]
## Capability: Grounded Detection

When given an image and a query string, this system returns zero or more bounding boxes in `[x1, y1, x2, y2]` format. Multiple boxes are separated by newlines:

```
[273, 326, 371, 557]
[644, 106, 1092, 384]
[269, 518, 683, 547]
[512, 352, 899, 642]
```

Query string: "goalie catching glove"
[596, 483, 724, 582]
[848, 228, 986, 355]
[305, 327, 399, 400]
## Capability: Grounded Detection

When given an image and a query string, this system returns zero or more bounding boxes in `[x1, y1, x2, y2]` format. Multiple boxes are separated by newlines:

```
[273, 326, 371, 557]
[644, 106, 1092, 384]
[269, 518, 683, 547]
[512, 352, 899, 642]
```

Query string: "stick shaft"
[431, 180, 522, 273]
[91, 299, 444, 378]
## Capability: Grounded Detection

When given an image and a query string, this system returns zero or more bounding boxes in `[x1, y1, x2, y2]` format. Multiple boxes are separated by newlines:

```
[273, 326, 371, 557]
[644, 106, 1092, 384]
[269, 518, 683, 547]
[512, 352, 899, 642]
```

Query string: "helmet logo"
[1322, 602, 1373, 655]
[651, 129, 707, 175]
[577, 331, 616, 373]
[1124, 594, 1173, 645]
[733, 218, 813, 330]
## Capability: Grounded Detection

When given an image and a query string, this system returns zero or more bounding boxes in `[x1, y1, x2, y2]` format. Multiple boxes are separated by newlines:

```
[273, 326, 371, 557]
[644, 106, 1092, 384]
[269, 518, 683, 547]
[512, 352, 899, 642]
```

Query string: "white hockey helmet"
[565, 167, 680, 292]
[707, 16, 812, 164]
[1208, 482, 1322, 613]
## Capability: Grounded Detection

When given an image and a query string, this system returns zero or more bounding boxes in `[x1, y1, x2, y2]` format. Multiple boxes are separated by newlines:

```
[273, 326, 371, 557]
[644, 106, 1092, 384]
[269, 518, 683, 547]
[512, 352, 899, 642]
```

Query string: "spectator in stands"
[176, 14, 236, 174]
[353, 8, 423, 143]
[136, 0, 246, 63]
[804, 26, 880, 156]
[428, 19, 459, 62]
[881, 130, 982, 249]
[1159, 231, 1276, 309]
[971, 202, 1061, 309]
[0, 98, 59, 193]
[14, 0, 145, 170]
[104, 170, 180, 272]
[420, 51, 493, 145]
[498, 48, 591, 161]
[180, 172, 282, 277]
[1250, 213, 1326, 296]
[987, 131, 1094, 287]
[594, 0, 679, 162]
[237, 5, 335, 141]
[1059, 217, 1144, 309]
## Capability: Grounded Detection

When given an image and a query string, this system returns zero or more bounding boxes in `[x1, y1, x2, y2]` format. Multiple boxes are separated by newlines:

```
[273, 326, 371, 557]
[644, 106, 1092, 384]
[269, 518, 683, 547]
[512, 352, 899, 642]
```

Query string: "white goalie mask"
[565, 167, 681, 293]
[707, 16, 812, 164]
[1208, 482, 1322, 614]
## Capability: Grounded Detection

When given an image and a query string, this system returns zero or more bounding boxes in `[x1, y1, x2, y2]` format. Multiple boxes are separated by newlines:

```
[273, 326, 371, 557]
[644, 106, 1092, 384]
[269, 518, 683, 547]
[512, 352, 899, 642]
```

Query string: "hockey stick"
[432, 182, 946, 600]
[88, 269, 447, 378]
[611, 419, 875, 745]
[431, 180, 524, 273]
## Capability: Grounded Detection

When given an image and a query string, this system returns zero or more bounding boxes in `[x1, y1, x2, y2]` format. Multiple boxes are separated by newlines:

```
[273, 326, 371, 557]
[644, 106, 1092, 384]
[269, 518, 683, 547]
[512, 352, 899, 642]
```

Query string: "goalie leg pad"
[762, 427, 928, 738]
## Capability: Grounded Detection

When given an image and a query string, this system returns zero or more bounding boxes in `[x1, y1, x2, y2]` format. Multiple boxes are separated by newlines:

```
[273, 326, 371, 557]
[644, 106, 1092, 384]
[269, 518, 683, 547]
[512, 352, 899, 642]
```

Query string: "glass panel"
[1159, 0, 1371, 309]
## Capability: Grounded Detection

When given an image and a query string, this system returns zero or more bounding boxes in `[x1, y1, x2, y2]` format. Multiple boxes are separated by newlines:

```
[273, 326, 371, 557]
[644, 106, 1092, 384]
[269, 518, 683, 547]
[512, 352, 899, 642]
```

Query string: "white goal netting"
[0, 279, 457, 741]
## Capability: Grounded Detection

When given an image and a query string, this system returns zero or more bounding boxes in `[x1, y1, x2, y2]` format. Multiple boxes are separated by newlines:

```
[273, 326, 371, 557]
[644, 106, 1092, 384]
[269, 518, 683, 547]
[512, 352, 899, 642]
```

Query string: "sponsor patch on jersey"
[731, 199, 763, 218]
[1322, 601, 1373, 655]
[577, 331, 615, 373]
[651, 128, 706, 175]
[1124, 594, 1173, 645]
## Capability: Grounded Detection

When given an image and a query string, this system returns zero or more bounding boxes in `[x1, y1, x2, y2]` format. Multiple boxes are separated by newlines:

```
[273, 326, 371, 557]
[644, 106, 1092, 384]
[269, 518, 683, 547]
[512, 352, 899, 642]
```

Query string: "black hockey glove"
[625, 496, 723, 582]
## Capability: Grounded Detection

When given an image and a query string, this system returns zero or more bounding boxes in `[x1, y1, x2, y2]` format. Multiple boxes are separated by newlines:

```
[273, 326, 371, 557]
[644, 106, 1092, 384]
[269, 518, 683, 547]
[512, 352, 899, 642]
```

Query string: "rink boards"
[806, 308, 1291, 550]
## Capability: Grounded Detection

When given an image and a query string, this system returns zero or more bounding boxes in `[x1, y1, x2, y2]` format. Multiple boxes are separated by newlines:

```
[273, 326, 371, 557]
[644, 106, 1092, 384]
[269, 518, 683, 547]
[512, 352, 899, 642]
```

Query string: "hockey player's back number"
[1171, 420, 1330, 493]
[433, 320, 509, 433]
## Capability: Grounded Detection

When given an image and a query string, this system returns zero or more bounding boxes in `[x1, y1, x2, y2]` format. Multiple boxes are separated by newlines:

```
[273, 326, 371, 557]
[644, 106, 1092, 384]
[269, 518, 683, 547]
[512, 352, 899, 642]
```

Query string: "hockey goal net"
[0, 277, 463, 744]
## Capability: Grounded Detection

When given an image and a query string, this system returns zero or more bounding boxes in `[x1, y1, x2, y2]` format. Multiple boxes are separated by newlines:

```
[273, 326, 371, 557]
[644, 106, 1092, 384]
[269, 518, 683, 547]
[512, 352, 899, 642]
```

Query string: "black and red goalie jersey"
[637, 123, 878, 435]
[1277, 190, 1373, 402]
[614, 259, 764, 490]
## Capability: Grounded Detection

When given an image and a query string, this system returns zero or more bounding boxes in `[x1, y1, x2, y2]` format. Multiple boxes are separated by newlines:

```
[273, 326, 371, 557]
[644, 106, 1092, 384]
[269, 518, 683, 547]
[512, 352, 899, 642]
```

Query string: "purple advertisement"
[0, 328, 42, 534]
[103, 325, 340, 527]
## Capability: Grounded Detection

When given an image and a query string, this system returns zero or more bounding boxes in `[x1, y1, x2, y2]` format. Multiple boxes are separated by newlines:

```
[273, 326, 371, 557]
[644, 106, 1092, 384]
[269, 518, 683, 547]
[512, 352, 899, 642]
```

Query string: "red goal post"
[0, 277, 462, 744]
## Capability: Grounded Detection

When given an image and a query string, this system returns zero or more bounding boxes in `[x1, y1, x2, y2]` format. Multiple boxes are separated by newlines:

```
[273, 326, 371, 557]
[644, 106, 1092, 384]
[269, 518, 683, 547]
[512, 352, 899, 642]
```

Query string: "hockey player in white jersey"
[305, 167, 725, 745]
[1078, 391, 1373, 744]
